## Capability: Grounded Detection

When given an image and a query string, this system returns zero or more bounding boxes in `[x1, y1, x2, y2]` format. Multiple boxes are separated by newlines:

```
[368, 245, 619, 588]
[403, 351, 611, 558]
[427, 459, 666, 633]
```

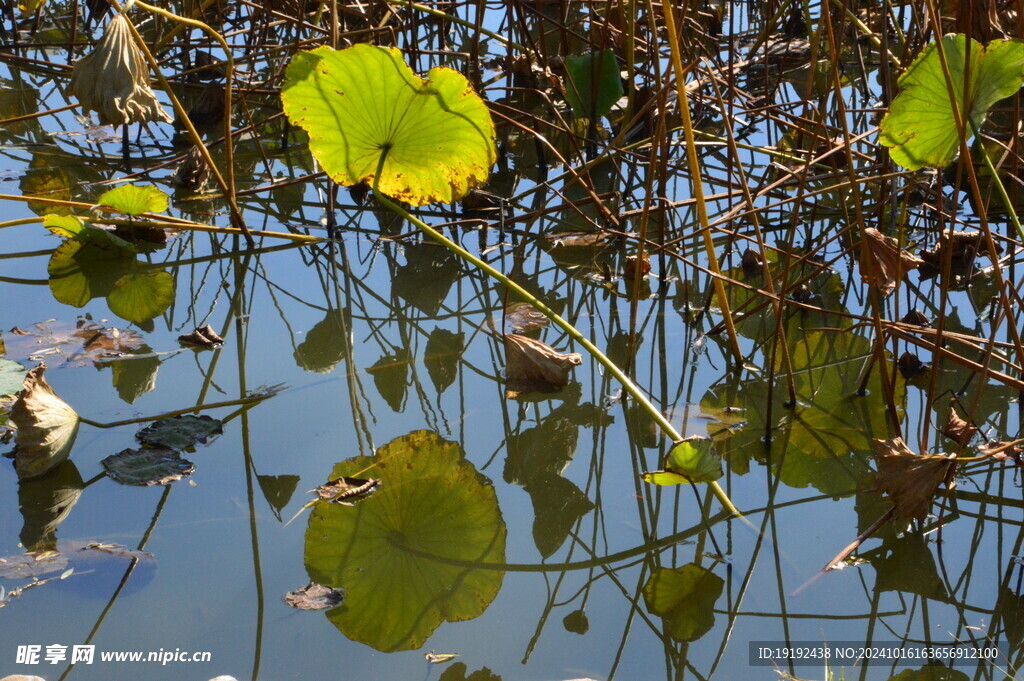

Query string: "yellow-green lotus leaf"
[97, 184, 169, 216]
[282, 44, 496, 206]
[880, 35, 1024, 170]
[304, 430, 506, 652]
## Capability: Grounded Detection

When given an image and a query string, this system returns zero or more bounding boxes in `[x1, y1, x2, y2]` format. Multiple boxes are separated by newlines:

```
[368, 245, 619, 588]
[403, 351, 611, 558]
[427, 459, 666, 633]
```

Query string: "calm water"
[1, 8, 1023, 681]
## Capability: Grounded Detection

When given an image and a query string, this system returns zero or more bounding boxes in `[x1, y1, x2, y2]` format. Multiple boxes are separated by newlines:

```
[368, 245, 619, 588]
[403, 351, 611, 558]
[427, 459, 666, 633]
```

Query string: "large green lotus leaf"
[305, 430, 506, 652]
[642, 563, 724, 642]
[282, 44, 497, 206]
[106, 270, 175, 324]
[879, 35, 1024, 170]
[700, 330, 904, 495]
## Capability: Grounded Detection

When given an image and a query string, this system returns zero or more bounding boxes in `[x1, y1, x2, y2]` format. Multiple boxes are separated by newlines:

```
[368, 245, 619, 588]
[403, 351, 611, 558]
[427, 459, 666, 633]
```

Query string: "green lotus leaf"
[106, 270, 175, 323]
[642, 563, 723, 642]
[43, 214, 86, 239]
[564, 50, 623, 119]
[47, 236, 133, 308]
[879, 35, 1024, 170]
[281, 44, 497, 206]
[305, 430, 506, 652]
[97, 184, 169, 216]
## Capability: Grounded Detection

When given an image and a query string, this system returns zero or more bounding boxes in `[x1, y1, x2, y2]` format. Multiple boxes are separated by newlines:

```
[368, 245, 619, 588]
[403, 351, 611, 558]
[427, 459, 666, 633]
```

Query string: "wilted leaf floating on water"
[294, 310, 347, 373]
[136, 414, 222, 450]
[979, 440, 1024, 462]
[642, 563, 724, 642]
[283, 583, 344, 611]
[873, 437, 956, 521]
[424, 328, 464, 395]
[10, 365, 81, 480]
[642, 436, 723, 486]
[942, 406, 977, 446]
[504, 334, 582, 396]
[365, 350, 410, 412]
[860, 228, 922, 296]
[0, 549, 69, 580]
[425, 651, 460, 664]
[177, 325, 224, 348]
[102, 446, 194, 486]
[305, 430, 506, 652]
[0, 675, 47, 681]
[1, 319, 144, 368]
[311, 476, 381, 505]
[67, 14, 173, 126]
[0, 359, 26, 397]
[281, 44, 496, 206]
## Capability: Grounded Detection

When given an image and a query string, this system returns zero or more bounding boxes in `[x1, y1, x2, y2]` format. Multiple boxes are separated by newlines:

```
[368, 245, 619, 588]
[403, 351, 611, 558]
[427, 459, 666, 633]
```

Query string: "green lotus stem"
[369, 157, 744, 521]
[971, 121, 1024, 242]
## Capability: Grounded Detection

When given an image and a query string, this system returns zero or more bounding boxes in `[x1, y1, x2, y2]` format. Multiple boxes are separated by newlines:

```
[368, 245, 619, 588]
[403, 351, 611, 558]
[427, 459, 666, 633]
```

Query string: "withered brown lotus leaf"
[860, 228, 923, 296]
[873, 436, 956, 521]
[504, 334, 582, 395]
[942, 406, 977, 446]
[10, 365, 81, 480]
[68, 15, 173, 126]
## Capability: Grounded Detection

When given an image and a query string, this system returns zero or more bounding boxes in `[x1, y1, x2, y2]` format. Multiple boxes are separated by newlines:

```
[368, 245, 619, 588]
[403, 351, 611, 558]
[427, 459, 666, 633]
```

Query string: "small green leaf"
[106, 270, 175, 323]
[97, 184, 169, 215]
[879, 35, 1024, 170]
[43, 214, 86, 239]
[641, 470, 691, 486]
[667, 435, 722, 483]
[282, 44, 497, 206]
[564, 50, 623, 119]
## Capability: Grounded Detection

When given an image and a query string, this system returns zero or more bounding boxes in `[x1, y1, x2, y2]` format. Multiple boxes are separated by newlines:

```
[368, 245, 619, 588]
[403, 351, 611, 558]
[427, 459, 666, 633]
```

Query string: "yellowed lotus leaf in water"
[504, 333, 582, 395]
[68, 15, 173, 126]
[860, 228, 923, 296]
[873, 437, 956, 521]
[281, 44, 496, 206]
[10, 365, 81, 480]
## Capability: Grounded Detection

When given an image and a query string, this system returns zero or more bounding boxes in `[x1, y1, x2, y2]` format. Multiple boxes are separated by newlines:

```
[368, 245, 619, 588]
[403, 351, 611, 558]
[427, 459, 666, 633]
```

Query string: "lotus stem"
[369, 155, 744, 521]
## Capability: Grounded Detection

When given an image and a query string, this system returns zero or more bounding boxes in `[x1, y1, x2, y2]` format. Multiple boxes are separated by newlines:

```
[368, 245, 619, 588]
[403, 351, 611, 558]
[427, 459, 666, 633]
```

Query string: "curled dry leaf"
[943, 406, 978, 446]
[873, 437, 956, 521]
[861, 228, 924, 294]
[897, 351, 926, 379]
[284, 583, 344, 610]
[860, 228, 923, 296]
[177, 325, 224, 348]
[504, 334, 582, 396]
[68, 15, 173, 126]
[10, 365, 81, 480]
